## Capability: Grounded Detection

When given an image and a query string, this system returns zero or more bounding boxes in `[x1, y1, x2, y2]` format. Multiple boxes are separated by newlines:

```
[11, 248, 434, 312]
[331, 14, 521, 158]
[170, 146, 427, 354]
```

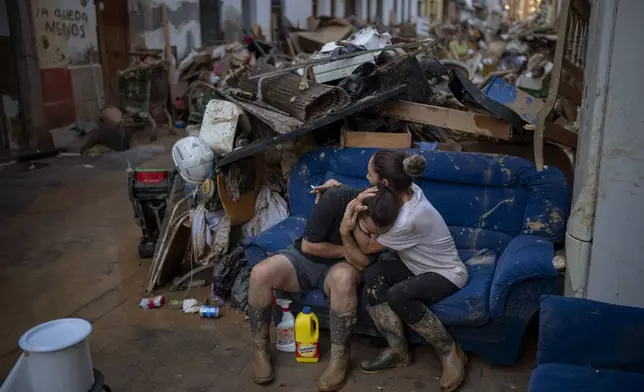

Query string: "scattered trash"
[182, 299, 201, 314]
[140, 295, 165, 309]
[552, 250, 566, 270]
[199, 305, 221, 319]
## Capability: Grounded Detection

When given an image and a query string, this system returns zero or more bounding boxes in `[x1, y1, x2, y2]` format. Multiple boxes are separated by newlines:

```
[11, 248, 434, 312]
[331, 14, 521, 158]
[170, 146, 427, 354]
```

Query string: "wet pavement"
[0, 139, 535, 391]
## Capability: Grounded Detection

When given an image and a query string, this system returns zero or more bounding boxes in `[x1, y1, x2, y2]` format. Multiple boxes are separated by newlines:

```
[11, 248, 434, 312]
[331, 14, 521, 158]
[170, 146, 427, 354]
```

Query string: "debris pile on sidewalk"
[135, 3, 586, 312]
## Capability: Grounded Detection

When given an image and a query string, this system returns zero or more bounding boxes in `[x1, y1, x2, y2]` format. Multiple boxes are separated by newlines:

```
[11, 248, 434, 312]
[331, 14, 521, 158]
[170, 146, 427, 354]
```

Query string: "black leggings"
[363, 257, 459, 325]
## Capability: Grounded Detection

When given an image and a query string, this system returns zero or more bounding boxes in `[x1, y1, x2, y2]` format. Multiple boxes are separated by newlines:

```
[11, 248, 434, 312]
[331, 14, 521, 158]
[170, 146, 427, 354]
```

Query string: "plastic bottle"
[275, 299, 296, 352]
[295, 307, 320, 363]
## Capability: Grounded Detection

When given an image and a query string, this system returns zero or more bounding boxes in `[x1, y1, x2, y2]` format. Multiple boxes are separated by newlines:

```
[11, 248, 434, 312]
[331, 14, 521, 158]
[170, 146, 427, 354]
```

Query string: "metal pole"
[245, 38, 438, 81]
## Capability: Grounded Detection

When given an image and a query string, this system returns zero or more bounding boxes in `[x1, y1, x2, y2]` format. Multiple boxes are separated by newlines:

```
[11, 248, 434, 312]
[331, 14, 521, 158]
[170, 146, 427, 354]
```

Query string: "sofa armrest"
[244, 216, 307, 267]
[489, 235, 556, 321]
[538, 295, 644, 372]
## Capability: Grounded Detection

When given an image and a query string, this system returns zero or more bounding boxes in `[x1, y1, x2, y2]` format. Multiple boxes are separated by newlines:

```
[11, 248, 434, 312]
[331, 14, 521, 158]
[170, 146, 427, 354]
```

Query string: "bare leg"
[249, 254, 300, 309]
[317, 263, 361, 392]
[248, 254, 300, 385]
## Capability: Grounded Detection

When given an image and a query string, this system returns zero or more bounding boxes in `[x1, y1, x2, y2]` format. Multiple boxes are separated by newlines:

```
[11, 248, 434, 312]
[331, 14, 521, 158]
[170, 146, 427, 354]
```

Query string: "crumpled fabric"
[212, 247, 247, 299]
[241, 185, 289, 241]
[230, 266, 252, 313]
[191, 205, 228, 261]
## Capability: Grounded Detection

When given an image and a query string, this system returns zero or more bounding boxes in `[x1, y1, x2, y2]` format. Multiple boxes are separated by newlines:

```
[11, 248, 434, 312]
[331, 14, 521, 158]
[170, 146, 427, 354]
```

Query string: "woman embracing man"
[313, 149, 469, 392]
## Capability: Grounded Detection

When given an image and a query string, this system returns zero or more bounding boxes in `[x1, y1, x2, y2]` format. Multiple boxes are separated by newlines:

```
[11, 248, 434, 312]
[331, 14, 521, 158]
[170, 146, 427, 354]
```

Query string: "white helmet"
[172, 136, 215, 185]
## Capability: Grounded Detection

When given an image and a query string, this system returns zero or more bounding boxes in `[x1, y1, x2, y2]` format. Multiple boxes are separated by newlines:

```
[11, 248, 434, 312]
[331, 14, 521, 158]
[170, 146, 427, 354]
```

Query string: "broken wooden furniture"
[534, 0, 589, 170]
[380, 101, 514, 140]
[528, 295, 644, 391]
[245, 147, 571, 366]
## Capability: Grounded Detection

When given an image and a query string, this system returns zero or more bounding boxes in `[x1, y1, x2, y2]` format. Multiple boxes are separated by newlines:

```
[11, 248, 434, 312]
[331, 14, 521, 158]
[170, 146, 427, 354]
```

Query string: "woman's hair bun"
[402, 155, 426, 177]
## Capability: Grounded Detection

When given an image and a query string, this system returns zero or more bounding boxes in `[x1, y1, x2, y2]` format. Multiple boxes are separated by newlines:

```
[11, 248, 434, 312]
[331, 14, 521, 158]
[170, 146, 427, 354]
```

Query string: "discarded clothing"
[191, 205, 226, 259]
[212, 247, 247, 299]
[230, 266, 252, 312]
[242, 185, 289, 241]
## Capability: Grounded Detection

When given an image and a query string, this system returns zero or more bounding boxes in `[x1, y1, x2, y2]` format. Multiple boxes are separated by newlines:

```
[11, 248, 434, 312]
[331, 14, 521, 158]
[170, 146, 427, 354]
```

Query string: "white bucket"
[15, 318, 94, 392]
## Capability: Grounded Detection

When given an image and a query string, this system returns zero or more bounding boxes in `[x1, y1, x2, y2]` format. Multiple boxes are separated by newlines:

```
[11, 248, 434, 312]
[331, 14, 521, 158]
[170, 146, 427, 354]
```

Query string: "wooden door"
[96, 0, 130, 107]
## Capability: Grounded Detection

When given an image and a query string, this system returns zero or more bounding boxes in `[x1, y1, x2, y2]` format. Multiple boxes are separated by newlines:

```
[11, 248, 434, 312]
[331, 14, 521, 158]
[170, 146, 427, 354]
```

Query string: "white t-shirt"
[376, 184, 468, 288]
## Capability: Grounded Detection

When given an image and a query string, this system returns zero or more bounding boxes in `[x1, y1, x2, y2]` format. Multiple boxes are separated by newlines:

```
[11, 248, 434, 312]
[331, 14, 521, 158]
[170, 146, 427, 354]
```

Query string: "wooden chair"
[533, 0, 590, 170]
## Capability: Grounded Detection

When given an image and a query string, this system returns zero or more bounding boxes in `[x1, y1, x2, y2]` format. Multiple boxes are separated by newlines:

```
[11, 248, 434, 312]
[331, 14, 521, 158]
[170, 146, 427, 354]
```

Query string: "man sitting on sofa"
[247, 186, 397, 391]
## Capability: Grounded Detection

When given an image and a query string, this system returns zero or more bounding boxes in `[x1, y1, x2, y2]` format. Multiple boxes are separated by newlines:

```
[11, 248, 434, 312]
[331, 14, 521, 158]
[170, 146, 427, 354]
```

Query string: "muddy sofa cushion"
[288, 147, 569, 247]
[529, 363, 644, 392]
[430, 250, 497, 327]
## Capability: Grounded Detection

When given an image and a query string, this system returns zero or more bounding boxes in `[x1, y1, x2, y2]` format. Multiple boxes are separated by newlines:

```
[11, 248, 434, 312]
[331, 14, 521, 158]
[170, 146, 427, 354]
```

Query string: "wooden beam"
[558, 78, 582, 106]
[342, 131, 412, 148]
[380, 101, 513, 139]
[543, 122, 578, 148]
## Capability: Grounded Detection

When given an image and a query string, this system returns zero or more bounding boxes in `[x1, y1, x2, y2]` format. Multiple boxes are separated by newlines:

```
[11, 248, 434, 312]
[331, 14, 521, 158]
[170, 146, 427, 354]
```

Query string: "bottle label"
[278, 329, 294, 346]
[296, 342, 319, 358]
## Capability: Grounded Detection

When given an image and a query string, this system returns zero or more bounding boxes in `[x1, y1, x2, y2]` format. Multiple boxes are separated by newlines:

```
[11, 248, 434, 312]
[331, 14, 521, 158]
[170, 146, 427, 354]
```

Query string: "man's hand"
[339, 188, 377, 235]
[311, 179, 342, 204]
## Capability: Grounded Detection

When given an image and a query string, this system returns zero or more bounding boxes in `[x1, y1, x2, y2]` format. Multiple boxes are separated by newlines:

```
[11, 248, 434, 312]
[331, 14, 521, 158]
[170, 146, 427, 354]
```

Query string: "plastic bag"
[231, 266, 252, 312]
[211, 247, 247, 299]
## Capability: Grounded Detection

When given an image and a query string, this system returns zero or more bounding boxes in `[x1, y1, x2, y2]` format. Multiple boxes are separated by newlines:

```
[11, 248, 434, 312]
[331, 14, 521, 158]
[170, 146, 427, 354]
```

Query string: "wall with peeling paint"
[579, 0, 644, 308]
[128, 0, 201, 61]
[28, 0, 104, 128]
[31, 0, 99, 68]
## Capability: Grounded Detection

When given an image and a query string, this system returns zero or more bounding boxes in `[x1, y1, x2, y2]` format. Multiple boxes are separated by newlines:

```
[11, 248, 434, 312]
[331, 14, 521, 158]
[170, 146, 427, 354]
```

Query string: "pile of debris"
[136, 6, 585, 311]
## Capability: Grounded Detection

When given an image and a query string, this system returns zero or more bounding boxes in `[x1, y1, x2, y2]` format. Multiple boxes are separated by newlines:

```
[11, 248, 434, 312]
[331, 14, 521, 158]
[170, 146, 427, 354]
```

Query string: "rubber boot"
[360, 303, 411, 374]
[249, 306, 274, 385]
[410, 309, 467, 392]
[317, 310, 357, 392]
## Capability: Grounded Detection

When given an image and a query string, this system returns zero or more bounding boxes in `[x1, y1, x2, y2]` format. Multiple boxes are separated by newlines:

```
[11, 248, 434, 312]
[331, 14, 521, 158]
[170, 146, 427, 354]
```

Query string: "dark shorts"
[278, 246, 336, 292]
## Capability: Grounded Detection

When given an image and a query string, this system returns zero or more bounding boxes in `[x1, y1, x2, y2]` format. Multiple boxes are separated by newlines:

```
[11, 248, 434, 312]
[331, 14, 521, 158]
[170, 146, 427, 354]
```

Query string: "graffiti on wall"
[31, 0, 98, 68]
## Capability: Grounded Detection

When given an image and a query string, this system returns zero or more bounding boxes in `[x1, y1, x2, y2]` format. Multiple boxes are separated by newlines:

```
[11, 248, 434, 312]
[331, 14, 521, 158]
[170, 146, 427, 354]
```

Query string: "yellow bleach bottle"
[295, 306, 319, 363]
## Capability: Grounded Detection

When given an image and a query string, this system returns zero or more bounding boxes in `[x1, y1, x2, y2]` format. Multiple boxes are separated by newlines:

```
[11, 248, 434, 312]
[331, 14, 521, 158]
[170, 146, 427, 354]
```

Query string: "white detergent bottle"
[275, 299, 296, 352]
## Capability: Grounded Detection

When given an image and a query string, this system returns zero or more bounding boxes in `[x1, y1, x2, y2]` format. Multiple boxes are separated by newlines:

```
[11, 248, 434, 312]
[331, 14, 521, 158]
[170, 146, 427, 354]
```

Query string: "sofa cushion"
[430, 249, 496, 327]
[275, 249, 496, 327]
[288, 148, 570, 246]
[245, 216, 307, 267]
[489, 235, 555, 320]
[529, 363, 644, 392]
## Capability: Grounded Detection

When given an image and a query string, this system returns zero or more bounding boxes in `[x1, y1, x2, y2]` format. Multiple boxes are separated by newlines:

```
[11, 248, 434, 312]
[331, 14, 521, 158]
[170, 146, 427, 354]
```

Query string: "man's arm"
[339, 199, 370, 271]
[301, 239, 344, 259]
[300, 188, 347, 259]
[341, 231, 370, 271]
[353, 226, 385, 255]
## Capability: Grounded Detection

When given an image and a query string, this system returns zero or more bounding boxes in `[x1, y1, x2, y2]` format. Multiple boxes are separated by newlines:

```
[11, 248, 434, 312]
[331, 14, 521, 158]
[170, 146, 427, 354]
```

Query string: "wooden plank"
[162, 4, 176, 124]
[380, 101, 513, 140]
[570, 0, 591, 21]
[342, 131, 412, 148]
[217, 154, 266, 226]
[543, 122, 578, 148]
[558, 79, 582, 106]
[562, 58, 584, 82]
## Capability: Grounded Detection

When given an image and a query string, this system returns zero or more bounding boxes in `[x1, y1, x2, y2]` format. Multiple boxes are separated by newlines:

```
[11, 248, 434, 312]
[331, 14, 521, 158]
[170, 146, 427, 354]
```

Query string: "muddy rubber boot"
[249, 306, 274, 385]
[410, 308, 467, 392]
[439, 343, 467, 392]
[360, 303, 411, 374]
[317, 310, 357, 392]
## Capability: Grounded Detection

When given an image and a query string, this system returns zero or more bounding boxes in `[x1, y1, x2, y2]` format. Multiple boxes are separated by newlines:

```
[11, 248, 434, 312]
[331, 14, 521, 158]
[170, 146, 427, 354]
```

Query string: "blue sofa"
[529, 295, 644, 391]
[245, 147, 570, 366]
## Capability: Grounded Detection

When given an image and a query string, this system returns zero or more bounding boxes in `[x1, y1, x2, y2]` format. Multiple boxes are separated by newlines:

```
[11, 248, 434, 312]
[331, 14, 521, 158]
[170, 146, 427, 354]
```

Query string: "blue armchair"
[529, 295, 644, 391]
[245, 147, 570, 366]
